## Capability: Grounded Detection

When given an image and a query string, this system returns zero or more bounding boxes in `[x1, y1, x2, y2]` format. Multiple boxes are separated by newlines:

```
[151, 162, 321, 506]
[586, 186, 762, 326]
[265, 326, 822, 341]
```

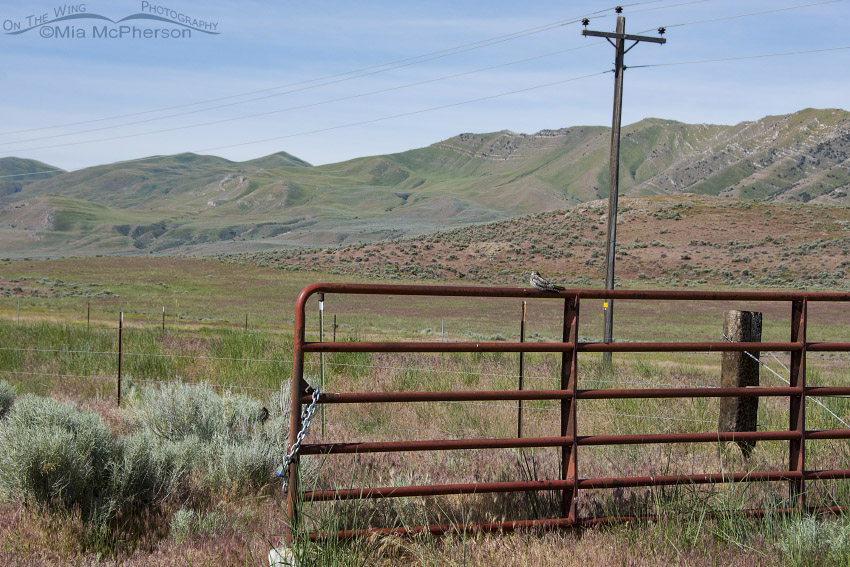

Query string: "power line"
[0, 8, 626, 138]
[1, 70, 612, 154]
[0, 0, 712, 145]
[0, 43, 604, 149]
[629, 45, 850, 69]
[637, 0, 843, 33]
[628, 0, 717, 14]
[0, 168, 66, 180]
[1, 0, 838, 172]
[192, 70, 612, 154]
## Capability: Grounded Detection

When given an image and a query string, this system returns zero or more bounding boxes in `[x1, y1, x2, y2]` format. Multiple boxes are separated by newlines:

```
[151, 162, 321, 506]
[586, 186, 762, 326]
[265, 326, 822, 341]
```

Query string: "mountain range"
[0, 107, 848, 257]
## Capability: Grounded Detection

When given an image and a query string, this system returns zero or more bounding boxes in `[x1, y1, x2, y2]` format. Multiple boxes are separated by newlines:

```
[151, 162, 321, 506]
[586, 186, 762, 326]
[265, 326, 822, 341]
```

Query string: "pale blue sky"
[0, 0, 847, 171]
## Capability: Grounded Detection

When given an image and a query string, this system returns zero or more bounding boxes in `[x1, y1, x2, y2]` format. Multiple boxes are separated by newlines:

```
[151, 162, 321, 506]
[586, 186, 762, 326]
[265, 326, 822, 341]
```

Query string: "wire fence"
[3, 338, 848, 430]
[4, 304, 850, 450]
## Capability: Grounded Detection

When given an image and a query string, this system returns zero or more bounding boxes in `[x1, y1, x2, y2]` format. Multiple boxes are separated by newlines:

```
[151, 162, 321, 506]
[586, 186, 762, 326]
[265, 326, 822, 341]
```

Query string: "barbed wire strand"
[721, 334, 850, 428]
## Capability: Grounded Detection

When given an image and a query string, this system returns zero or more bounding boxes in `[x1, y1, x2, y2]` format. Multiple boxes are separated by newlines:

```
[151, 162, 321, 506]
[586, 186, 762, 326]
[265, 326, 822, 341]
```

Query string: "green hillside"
[1, 108, 848, 257]
[0, 157, 64, 198]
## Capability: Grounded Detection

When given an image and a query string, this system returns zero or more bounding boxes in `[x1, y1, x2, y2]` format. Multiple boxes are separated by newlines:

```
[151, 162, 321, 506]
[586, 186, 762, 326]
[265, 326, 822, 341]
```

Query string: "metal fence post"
[561, 295, 580, 522]
[286, 290, 310, 544]
[518, 301, 526, 439]
[789, 299, 807, 508]
[319, 293, 325, 437]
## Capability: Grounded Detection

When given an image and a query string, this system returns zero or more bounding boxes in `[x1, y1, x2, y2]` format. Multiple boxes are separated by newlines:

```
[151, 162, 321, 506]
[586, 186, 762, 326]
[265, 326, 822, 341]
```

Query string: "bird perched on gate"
[530, 271, 565, 292]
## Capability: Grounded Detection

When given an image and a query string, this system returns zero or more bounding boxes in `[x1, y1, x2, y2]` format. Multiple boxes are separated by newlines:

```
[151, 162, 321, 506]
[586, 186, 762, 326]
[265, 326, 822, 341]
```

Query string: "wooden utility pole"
[582, 12, 666, 365]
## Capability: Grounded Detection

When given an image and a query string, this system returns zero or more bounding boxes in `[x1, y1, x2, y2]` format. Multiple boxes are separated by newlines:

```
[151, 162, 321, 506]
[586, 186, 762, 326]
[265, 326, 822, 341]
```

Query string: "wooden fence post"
[117, 312, 124, 407]
[719, 310, 762, 457]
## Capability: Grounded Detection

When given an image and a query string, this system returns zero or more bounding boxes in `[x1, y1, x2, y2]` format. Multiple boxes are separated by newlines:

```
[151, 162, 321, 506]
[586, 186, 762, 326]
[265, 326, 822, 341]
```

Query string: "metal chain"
[276, 386, 322, 493]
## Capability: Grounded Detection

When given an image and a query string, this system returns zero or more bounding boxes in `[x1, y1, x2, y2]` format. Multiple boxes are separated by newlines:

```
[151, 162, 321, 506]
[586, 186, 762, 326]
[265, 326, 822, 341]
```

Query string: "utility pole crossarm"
[581, 29, 666, 44]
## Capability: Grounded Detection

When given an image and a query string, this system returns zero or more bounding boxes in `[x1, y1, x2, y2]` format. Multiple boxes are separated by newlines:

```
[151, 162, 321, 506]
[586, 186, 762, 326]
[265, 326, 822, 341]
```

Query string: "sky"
[0, 0, 847, 172]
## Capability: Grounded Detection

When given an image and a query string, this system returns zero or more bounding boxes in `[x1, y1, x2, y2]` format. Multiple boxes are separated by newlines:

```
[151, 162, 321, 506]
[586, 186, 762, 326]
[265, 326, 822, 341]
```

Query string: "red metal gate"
[284, 284, 850, 541]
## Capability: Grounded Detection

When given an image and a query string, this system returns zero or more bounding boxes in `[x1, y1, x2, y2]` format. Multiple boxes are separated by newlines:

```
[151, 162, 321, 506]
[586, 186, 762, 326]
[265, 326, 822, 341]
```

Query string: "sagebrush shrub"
[128, 382, 227, 442]
[108, 429, 175, 508]
[0, 394, 116, 518]
[0, 380, 14, 419]
[126, 382, 294, 492]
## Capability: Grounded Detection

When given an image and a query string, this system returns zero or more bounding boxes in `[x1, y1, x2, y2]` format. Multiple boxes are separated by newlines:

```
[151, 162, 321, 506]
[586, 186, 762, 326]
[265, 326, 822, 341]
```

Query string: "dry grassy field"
[2, 253, 850, 566]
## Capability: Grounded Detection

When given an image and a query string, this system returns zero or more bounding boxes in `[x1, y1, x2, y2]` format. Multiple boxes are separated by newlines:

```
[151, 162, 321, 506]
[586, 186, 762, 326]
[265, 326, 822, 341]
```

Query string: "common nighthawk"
[530, 271, 564, 292]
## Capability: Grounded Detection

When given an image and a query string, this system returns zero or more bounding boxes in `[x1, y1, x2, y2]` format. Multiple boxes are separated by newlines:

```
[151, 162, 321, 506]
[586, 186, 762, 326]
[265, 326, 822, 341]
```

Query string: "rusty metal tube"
[299, 430, 800, 456]
[304, 470, 815, 502]
[579, 430, 800, 446]
[307, 505, 848, 541]
[803, 429, 850, 440]
[302, 340, 801, 354]
[311, 390, 576, 403]
[299, 435, 573, 455]
[305, 479, 575, 501]
[294, 282, 850, 302]
[303, 340, 574, 353]
[304, 386, 802, 405]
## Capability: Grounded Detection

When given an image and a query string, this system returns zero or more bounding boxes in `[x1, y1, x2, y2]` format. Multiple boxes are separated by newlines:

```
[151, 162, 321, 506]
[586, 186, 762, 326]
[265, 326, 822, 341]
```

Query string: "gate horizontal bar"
[805, 342, 850, 352]
[299, 435, 574, 455]
[579, 430, 800, 446]
[580, 470, 804, 489]
[296, 282, 850, 302]
[305, 386, 804, 405]
[803, 429, 850, 440]
[300, 430, 801, 455]
[313, 390, 576, 403]
[305, 470, 818, 502]
[306, 505, 848, 541]
[806, 470, 850, 480]
[576, 386, 798, 399]
[305, 478, 576, 501]
[303, 341, 574, 353]
[302, 340, 801, 354]
[806, 387, 850, 397]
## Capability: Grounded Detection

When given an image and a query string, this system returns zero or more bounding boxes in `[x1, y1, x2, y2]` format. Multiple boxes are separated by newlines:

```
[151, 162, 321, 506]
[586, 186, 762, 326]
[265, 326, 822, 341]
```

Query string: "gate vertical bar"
[561, 295, 580, 521]
[518, 301, 526, 439]
[319, 293, 325, 437]
[789, 298, 807, 508]
[286, 293, 309, 544]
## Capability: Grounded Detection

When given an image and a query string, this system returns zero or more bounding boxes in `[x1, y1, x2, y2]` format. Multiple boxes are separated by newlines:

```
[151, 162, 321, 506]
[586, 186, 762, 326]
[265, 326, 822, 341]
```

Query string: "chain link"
[276, 386, 322, 493]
